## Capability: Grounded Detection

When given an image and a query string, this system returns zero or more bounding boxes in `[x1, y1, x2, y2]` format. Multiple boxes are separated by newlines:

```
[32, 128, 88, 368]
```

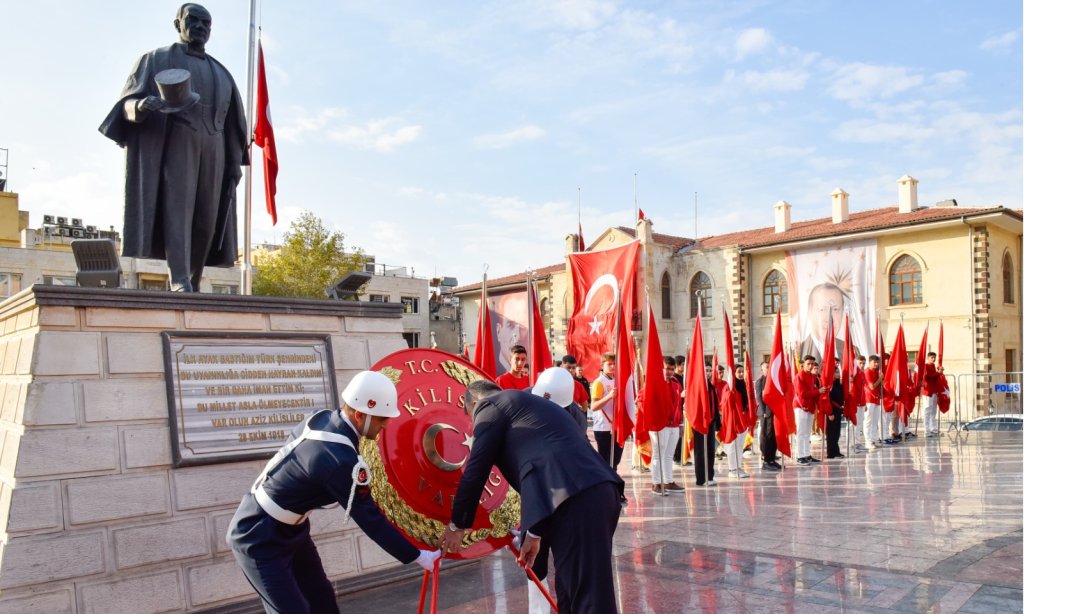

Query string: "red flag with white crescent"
[762, 311, 795, 457]
[613, 299, 638, 444]
[527, 283, 552, 385]
[842, 314, 858, 425]
[565, 241, 640, 383]
[684, 311, 712, 434]
[471, 278, 496, 378]
[254, 40, 278, 225]
[717, 308, 748, 444]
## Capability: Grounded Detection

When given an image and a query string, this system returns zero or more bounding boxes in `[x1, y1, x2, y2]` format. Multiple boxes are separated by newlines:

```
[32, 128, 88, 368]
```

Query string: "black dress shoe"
[770, 461, 783, 469]
[762, 462, 780, 471]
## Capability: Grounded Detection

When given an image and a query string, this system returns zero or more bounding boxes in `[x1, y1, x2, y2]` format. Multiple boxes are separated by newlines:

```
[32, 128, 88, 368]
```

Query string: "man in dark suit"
[755, 361, 781, 471]
[439, 381, 622, 614]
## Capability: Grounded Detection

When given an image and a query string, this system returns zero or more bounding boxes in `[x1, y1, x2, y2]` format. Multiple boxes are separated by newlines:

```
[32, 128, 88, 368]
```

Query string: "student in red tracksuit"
[649, 356, 686, 495]
[851, 356, 868, 452]
[921, 352, 944, 436]
[792, 355, 826, 465]
[496, 345, 530, 390]
[863, 355, 882, 449]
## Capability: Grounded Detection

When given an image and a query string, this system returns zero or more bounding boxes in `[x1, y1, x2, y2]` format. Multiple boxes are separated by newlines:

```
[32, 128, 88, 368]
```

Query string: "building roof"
[454, 262, 566, 294]
[454, 204, 1022, 294]
[694, 205, 1021, 251]
[614, 227, 695, 252]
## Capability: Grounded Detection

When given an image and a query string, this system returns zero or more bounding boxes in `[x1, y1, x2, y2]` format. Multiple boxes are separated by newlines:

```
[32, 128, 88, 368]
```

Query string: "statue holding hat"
[100, 3, 248, 292]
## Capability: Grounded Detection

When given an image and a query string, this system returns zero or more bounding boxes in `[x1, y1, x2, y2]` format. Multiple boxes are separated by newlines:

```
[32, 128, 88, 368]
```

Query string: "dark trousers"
[760, 410, 778, 463]
[692, 430, 716, 484]
[549, 482, 621, 614]
[826, 411, 842, 457]
[593, 431, 623, 471]
[232, 534, 338, 614]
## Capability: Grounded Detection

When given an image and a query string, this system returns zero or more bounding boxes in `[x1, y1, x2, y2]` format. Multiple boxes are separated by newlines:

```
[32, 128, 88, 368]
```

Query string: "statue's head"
[175, 4, 212, 47]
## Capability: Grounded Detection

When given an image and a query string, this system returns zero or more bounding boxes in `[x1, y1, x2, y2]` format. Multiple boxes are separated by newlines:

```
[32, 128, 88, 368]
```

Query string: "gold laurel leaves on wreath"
[441, 361, 482, 387]
[377, 366, 403, 386]
[359, 437, 520, 549]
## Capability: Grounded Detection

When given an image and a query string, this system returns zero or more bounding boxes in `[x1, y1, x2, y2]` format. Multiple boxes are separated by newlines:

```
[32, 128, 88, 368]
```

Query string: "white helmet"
[341, 371, 399, 418]
[531, 367, 574, 408]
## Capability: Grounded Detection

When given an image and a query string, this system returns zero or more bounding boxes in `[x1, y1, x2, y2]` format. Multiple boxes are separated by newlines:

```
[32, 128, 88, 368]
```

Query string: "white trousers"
[864, 403, 880, 444]
[900, 412, 914, 434]
[882, 409, 896, 439]
[649, 427, 680, 485]
[923, 394, 939, 433]
[721, 435, 744, 471]
[794, 409, 814, 457]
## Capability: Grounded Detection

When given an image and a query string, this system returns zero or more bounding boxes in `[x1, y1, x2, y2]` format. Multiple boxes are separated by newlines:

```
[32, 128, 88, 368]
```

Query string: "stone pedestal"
[0, 286, 410, 612]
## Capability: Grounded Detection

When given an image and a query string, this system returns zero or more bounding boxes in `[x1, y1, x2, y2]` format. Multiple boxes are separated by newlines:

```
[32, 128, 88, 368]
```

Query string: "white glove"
[511, 529, 523, 550]
[414, 549, 441, 571]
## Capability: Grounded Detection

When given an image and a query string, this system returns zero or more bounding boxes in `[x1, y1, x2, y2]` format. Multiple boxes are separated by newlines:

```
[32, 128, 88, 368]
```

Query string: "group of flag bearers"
[470, 253, 953, 491]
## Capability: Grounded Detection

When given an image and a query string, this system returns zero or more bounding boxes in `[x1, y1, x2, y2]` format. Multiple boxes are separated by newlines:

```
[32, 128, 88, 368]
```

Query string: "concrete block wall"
[0, 287, 409, 612]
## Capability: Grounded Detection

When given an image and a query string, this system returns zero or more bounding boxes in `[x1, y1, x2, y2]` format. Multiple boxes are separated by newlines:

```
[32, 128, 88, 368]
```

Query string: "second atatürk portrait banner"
[161, 331, 338, 467]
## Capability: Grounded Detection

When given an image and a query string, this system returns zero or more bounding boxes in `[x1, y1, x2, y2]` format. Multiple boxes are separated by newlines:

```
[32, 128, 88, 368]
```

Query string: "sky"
[0, 1, 1022, 286]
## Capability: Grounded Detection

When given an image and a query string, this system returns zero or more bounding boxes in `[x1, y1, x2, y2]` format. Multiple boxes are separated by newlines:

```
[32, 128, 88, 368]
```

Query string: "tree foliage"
[252, 211, 368, 299]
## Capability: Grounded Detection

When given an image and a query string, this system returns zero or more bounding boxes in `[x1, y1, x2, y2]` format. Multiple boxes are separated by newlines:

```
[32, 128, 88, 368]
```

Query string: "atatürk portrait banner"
[162, 331, 338, 467]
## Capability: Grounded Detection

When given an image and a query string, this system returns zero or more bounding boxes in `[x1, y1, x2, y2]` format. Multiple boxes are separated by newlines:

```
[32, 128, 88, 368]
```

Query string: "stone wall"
[0, 286, 410, 612]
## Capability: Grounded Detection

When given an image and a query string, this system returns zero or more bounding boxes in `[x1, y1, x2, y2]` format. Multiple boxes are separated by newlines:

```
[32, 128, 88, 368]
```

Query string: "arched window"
[889, 255, 923, 305]
[1002, 253, 1015, 304]
[689, 272, 712, 318]
[539, 297, 549, 322]
[762, 270, 789, 315]
[660, 272, 672, 320]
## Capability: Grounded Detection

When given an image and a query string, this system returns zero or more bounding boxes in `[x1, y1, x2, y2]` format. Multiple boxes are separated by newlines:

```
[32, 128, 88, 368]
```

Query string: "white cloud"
[277, 107, 348, 143]
[739, 68, 808, 92]
[931, 69, 968, 87]
[735, 27, 772, 60]
[836, 119, 935, 144]
[473, 125, 546, 149]
[980, 30, 1020, 51]
[538, 0, 618, 30]
[828, 63, 925, 103]
[327, 118, 423, 152]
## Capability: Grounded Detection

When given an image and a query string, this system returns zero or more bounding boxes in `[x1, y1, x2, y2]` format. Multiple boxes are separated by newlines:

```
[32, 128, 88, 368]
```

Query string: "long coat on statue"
[99, 42, 247, 267]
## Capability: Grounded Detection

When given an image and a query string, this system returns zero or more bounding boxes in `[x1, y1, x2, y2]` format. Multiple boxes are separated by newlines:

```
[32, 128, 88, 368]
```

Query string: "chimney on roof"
[898, 175, 919, 213]
[774, 200, 791, 233]
[636, 216, 652, 243]
[831, 188, 849, 223]
[564, 233, 580, 254]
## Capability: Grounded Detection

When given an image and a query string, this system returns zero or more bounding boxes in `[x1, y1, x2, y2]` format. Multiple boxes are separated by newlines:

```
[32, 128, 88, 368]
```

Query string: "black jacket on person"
[450, 390, 622, 535]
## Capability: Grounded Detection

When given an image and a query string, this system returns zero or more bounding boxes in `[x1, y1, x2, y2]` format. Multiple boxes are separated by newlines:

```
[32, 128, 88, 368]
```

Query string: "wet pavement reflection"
[339, 431, 1023, 612]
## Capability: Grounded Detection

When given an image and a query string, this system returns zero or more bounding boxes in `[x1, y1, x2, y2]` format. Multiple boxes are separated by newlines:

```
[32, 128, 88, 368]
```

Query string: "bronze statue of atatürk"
[100, 3, 248, 292]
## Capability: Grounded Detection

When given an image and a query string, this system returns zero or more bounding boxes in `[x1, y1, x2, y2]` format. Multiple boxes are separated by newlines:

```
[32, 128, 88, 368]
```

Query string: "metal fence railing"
[948, 371, 1023, 430]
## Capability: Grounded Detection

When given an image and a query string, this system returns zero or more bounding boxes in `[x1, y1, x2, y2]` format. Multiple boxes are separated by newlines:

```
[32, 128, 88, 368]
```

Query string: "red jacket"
[921, 363, 942, 396]
[792, 370, 820, 413]
[851, 364, 866, 406]
[667, 375, 684, 427]
[863, 367, 881, 404]
[496, 371, 529, 390]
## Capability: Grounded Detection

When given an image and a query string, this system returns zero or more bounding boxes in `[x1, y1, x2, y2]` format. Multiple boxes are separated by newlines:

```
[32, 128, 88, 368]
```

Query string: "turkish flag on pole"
[717, 308, 747, 444]
[937, 322, 951, 413]
[566, 241, 640, 382]
[577, 223, 586, 252]
[254, 41, 278, 225]
[883, 324, 910, 419]
[612, 299, 638, 444]
[638, 305, 673, 432]
[817, 309, 837, 429]
[527, 282, 552, 385]
[906, 324, 929, 419]
[762, 311, 795, 458]
[638, 208, 646, 221]
[842, 314, 858, 425]
[743, 351, 759, 435]
[683, 312, 712, 434]
[471, 277, 497, 378]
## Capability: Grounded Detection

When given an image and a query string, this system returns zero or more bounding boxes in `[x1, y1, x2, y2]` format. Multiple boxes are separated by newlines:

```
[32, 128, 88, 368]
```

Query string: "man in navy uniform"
[439, 381, 622, 614]
[227, 371, 440, 613]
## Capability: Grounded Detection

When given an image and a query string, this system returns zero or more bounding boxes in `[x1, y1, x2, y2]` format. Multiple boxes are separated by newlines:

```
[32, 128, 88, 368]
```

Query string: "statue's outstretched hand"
[137, 96, 165, 113]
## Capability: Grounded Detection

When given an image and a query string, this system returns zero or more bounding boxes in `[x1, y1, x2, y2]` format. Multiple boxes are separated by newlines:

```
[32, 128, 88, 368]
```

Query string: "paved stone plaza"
[340, 430, 1023, 613]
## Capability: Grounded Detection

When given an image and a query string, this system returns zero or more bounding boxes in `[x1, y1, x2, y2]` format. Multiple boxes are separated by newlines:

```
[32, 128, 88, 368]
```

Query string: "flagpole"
[241, 0, 258, 295]
[526, 270, 534, 386]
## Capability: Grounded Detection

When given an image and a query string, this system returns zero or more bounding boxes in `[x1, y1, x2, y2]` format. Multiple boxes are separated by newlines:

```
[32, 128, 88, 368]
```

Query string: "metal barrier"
[948, 371, 1023, 430]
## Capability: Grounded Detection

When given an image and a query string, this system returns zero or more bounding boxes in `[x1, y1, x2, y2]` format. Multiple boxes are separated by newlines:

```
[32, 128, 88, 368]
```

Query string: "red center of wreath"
[372, 349, 512, 559]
